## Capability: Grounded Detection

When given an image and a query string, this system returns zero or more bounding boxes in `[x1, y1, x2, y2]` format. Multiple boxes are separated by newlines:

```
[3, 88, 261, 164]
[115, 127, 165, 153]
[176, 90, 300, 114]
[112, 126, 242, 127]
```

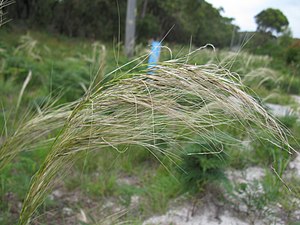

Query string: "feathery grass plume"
[166, 47, 272, 77]
[15, 57, 294, 224]
[243, 68, 282, 89]
[16, 70, 32, 111]
[218, 50, 271, 74]
[0, 102, 73, 171]
[14, 33, 42, 61]
[90, 42, 107, 88]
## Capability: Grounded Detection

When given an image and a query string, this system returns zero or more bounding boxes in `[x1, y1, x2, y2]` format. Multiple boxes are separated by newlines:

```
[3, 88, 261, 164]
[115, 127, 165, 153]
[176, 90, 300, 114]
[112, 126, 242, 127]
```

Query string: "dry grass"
[243, 67, 282, 89]
[14, 33, 42, 61]
[0, 102, 73, 171]
[0, 52, 294, 224]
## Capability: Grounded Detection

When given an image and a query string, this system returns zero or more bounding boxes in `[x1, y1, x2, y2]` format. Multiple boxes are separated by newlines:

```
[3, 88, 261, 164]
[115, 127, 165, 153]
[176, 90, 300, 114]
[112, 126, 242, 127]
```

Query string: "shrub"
[286, 40, 300, 65]
[179, 140, 227, 193]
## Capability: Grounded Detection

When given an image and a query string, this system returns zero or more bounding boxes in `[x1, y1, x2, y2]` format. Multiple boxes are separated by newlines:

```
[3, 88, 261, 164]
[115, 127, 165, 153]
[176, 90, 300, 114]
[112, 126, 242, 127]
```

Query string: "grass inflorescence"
[0, 44, 296, 224]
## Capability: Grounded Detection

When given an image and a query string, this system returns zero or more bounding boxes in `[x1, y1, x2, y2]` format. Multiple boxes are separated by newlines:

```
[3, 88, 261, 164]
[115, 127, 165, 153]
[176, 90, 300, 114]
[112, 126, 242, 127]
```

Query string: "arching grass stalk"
[0, 103, 74, 171]
[1, 60, 292, 224]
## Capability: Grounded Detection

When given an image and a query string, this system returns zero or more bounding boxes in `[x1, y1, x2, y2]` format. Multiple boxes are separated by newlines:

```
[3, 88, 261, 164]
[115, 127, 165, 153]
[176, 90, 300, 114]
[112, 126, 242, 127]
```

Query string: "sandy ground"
[143, 161, 300, 225]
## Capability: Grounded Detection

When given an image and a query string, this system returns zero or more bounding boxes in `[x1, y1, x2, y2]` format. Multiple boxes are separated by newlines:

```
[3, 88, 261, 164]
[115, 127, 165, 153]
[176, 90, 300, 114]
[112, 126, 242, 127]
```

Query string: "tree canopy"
[255, 8, 289, 35]
[8, 0, 239, 48]
[138, 0, 238, 47]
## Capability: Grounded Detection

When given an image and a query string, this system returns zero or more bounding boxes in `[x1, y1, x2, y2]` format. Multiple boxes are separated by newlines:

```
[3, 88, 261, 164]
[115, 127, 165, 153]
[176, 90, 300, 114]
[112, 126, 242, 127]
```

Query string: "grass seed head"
[0, 52, 293, 224]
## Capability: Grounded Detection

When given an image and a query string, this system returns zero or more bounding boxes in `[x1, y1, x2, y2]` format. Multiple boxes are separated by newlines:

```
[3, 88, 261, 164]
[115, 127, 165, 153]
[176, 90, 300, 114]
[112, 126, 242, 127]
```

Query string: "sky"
[206, 0, 300, 38]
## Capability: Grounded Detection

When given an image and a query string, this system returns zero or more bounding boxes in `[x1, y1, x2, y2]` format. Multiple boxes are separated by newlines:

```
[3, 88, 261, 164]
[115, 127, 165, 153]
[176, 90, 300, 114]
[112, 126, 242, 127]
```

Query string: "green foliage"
[143, 169, 181, 213]
[10, 0, 127, 41]
[137, 14, 161, 41]
[178, 140, 228, 193]
[278, 178, 300, 224]
[0, 31, 112, 102]
[0, 148, 49, 225]
[8, 0, 238, 48]
[85, 174, 117, 197]
[137, 0, 238, 47]
[0, 147, 48, 197]
[255, 8, 289, 34]
[279, 115, 298, 129]
[117, 184, 144, 207]
[279, 75, 300, 95]
[251, 139, 291, 171]
[278, 115, 300, 150]
[243, 32, 278, 56]
[225, 171, 283, 222]
[242, 27, 300, 96]
[286, 40, 300, 66]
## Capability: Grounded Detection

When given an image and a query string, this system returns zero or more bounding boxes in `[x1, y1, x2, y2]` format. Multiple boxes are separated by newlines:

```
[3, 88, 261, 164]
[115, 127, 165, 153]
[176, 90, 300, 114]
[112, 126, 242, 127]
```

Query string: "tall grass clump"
[242, 68, 281, 90]
[0, 52, 294, 224]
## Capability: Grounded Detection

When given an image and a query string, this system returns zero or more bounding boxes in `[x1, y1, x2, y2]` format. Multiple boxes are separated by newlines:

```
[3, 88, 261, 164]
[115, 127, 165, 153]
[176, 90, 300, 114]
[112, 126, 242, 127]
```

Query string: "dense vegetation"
[8, 0, 238, 47]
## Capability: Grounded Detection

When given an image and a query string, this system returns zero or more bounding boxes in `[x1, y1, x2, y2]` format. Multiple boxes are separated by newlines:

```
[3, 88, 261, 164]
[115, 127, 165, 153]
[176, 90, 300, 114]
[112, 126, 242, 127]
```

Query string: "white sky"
[206, 0, 300, 38]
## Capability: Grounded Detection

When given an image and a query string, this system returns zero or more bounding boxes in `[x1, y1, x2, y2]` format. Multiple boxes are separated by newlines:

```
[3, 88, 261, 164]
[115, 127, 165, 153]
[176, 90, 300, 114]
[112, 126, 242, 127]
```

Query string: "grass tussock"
[0, 52, 294, 224]
[243, 67, 282, 89]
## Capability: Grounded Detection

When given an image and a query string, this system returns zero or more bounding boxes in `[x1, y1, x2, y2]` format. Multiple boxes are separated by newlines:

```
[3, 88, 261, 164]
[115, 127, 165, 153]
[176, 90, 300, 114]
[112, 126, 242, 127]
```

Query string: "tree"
[125, 0, 137, 57]
[8, 0, 238, 48]
[255, 8, 289, 35]
[136, 0, 238, 47]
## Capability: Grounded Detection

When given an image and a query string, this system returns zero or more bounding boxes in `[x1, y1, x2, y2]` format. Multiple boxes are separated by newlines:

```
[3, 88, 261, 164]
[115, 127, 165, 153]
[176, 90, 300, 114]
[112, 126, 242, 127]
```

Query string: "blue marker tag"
[148, 40, 161, 74]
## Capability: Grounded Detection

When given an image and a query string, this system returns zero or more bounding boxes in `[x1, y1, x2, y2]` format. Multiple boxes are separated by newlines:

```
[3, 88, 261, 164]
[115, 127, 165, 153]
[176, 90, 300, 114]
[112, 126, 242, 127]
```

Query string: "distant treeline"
[8, 0, 238, 47]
